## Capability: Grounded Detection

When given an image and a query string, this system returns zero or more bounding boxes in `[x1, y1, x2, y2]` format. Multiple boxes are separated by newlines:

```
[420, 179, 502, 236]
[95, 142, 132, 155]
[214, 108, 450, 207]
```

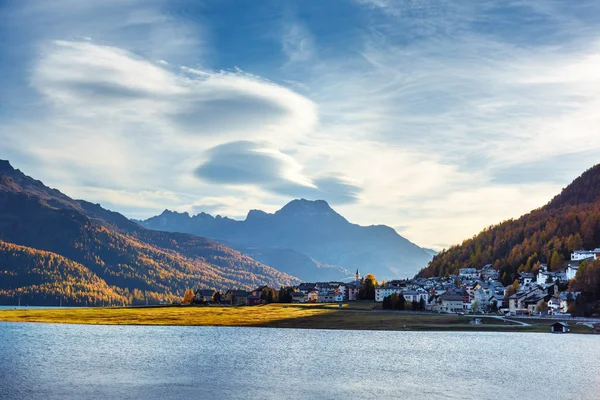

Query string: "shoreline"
[1, 303, 597, 334]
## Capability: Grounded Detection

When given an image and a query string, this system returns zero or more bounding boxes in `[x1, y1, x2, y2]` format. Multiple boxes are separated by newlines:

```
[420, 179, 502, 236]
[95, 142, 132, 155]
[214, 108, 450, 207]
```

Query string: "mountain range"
[418, 163, 600, 283]
[137, 199, 434, 281]
[0, 160, 298, 306]
[4, 157, 598, 306]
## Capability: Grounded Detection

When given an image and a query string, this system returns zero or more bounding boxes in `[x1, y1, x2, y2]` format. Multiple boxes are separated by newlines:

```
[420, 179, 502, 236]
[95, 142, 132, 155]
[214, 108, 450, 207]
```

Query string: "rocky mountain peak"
[276, 199, 340, 218]
[0, 160, 16, 174]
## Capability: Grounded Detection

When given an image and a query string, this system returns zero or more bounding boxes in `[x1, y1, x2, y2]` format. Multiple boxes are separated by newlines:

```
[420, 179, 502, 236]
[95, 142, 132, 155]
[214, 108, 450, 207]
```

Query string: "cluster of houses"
[194, 270, 363, 306]
[370, 258, 581, 315]
[194, 249, 596, 315]
[375, 249, 595, 315]
[373, 266, 505, 314]
[395, 263, 580, 315]
[194, 286, 274, 306]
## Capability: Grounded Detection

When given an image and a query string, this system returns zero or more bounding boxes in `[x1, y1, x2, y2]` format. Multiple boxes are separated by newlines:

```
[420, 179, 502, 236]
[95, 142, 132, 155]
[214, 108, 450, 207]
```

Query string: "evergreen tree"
[397, 294, 406, 310]
[382, 295, 391, 310]
[278, 286, 294, 303]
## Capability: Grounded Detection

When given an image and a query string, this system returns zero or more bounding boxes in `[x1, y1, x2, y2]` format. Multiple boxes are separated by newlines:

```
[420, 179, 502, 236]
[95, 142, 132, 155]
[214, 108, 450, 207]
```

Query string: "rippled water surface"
[1, 323, 598, 400]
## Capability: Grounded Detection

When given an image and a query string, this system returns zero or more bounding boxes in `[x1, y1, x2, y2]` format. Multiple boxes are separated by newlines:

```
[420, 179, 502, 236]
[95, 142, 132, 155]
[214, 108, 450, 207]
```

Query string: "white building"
[459, 268, 479, 279]
[518, 273, 534, 286]
[571, 249, 600, 262]
[566, 265, 579, 280]
[547, 297, 562, 313]
[402, 289, 429, 304]
[318, 291, 344, 303]
[375, 286, 429, 303]
[536, 264, 550, 284]
[305, 291, 318, 303]
[439, 294, 464, 313]
[375, 286, 403, 302]
[316, 282, 345, 295]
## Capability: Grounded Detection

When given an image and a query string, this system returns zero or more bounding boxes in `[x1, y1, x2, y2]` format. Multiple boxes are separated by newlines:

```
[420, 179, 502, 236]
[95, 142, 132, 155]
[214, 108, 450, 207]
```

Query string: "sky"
[1, 0, 600, 250]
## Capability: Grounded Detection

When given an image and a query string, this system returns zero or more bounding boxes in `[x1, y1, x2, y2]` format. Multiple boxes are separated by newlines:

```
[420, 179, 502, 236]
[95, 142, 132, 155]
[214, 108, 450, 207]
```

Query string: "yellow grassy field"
[0, 304, 334, 326]
[0, 303, 594, 334]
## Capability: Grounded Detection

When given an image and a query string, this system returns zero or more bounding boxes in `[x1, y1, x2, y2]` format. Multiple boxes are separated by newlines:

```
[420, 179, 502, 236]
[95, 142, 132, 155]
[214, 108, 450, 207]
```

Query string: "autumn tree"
[359, 274, 378, 301]
[506, 280, 520, 297]
[182, 289, 194, 304]
[549, 251, 563, 271]
[260, 287, 278, 303]
[566, 234, 583, 253]
[570, 260, 600, 300]
[536, 300, 548, 313]
[212, 291, 222, 304]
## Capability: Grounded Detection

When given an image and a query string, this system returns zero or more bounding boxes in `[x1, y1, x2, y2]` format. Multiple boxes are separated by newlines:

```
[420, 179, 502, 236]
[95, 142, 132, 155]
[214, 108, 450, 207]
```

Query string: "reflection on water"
[0, 323, 598, 400]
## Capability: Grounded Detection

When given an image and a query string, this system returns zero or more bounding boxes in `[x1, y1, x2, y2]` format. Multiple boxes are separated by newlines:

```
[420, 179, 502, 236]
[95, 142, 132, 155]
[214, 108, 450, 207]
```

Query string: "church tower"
[355, 269, 361, 281]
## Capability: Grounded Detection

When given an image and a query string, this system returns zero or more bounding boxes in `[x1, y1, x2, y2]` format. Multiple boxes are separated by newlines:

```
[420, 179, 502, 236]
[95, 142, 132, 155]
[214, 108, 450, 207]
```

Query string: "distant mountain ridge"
[418, 163, 600, 282]
[138, 199, 434, 280]
[0, 160, 298, 305]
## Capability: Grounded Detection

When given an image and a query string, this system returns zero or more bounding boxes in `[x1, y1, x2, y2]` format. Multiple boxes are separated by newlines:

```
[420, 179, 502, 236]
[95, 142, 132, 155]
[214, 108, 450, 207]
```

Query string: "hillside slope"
[418, 164, 600, 283]
[139, 199, 433, 279]
[0, 160, 299, 305]
[0, 240, 128, 306]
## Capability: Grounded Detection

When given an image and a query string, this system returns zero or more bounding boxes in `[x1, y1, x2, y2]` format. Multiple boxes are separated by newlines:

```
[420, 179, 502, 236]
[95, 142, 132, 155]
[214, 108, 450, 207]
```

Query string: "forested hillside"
[0, 160, 299, 305]
[418, 164, 600, 285]
[0, 240, 128, 306]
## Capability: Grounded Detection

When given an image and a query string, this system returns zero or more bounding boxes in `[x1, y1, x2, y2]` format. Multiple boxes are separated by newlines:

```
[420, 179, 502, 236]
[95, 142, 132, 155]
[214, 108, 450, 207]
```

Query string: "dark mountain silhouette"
[138, 199, 434, 280]
[0, 160, 298, 306]
[418, 163, 600, 283]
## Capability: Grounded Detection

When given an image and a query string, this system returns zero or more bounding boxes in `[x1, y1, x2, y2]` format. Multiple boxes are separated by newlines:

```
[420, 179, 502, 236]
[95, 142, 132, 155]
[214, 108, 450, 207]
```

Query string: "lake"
[0, 323, 598, 400]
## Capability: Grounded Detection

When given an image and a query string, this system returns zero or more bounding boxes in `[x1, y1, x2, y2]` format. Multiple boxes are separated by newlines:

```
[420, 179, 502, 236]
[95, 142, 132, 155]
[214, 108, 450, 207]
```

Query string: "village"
[190, 249, 599, 320]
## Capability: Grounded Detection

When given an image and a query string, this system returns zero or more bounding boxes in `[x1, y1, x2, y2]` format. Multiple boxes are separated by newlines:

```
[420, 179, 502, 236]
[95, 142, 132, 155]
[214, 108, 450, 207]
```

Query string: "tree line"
[381, 293, 426, 311]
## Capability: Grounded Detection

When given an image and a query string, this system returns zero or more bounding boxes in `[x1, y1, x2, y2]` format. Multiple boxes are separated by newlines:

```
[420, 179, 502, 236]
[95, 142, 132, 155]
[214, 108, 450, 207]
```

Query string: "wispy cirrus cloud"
[281, 19, 315, 63]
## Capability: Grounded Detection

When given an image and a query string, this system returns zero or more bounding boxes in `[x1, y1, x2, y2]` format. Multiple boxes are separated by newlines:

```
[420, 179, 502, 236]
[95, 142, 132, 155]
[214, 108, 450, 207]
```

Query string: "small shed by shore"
[551, 321, 570, 333]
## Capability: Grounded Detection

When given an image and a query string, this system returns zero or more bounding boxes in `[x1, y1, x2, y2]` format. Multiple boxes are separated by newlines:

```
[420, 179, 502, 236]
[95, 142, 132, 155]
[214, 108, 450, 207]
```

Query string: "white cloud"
[1, 37, 322, 223]
[32, 40, 317, 143]
[3, 0, 600, 253]
[193, 140, 361, 204]
[33, 40, 186, 111]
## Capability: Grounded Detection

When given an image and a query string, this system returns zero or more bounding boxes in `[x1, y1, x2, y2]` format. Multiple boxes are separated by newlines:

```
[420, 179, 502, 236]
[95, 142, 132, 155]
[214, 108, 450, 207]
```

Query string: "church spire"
[355, 269, 361, 281]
